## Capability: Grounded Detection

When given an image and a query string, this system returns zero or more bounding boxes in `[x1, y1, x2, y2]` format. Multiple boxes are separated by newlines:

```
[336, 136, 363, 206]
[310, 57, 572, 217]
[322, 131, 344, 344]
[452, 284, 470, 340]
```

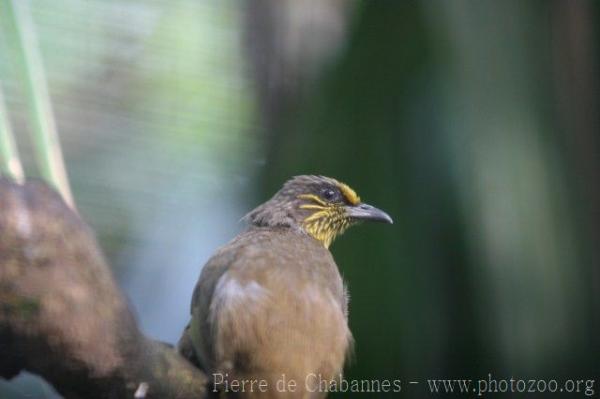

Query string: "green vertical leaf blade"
[2, 0, 74, 207]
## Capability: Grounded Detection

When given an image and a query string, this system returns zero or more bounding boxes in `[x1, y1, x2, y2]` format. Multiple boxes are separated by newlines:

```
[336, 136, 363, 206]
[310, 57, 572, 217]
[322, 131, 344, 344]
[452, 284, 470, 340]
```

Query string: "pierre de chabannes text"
[213, 373, 596, 396]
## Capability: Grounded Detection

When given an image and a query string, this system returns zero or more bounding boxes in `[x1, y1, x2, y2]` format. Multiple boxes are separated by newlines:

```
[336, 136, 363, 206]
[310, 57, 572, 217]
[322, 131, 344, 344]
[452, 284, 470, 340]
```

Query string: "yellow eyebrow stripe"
[337, 182, 361, 205]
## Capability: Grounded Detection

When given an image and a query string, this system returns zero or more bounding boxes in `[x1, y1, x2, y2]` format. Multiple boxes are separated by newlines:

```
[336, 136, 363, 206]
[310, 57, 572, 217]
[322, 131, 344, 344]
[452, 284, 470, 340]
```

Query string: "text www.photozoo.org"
[212, 373, 596, 396]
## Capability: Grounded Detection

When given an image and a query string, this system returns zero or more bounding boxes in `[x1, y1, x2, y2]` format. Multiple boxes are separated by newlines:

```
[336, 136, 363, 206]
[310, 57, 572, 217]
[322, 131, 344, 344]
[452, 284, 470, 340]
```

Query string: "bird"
[178, 175, 392, 398]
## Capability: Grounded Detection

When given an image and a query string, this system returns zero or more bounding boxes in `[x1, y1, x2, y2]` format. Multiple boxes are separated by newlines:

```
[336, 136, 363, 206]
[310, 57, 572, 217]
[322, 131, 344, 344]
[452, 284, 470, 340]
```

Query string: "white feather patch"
[209, 275, 268, 324]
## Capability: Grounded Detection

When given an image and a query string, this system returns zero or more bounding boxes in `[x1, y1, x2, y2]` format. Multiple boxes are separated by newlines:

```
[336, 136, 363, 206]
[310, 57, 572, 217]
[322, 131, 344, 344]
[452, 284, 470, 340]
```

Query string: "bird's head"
[245, 175, 392, 248]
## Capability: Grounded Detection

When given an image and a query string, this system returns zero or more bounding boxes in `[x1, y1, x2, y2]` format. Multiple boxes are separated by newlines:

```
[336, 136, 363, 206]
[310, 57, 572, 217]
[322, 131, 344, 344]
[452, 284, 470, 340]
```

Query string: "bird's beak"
[345, 203, 393, 224]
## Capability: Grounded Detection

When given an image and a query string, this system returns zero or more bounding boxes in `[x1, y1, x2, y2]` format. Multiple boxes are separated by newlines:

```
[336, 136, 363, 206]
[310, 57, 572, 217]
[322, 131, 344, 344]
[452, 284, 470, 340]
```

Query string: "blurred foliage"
[1, 0, 599, 398]
[255, 1, 599, 397]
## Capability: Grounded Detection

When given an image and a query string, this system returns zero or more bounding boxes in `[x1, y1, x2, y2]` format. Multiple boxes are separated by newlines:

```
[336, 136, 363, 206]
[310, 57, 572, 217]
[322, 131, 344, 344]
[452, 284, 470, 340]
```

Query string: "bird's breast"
[200, 228, 352, 394]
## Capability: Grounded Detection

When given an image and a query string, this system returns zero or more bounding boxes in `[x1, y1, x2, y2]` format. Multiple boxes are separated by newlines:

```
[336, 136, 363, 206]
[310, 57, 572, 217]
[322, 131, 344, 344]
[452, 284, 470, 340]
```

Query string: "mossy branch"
[0, 178, 208, 399]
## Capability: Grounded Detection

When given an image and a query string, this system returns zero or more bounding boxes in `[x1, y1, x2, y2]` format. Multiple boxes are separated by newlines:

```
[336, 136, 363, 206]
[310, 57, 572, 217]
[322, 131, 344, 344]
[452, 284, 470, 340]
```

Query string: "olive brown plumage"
[178, 175, 392, 398]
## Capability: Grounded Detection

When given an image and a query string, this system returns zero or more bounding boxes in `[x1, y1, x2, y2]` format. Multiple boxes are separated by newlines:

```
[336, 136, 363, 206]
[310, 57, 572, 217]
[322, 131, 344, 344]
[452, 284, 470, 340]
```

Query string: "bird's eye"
[322, 189, 337, 201]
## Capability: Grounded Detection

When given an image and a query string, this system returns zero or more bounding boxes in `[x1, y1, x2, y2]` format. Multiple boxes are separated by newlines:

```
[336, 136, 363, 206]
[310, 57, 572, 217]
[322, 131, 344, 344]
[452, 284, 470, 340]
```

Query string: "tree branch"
[0, 177, 207, 398]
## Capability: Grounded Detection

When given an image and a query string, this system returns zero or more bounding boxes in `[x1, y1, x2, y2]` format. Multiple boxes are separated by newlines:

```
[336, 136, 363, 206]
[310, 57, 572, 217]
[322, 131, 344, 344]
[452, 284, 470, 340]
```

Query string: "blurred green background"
[1, 0, 599, 397]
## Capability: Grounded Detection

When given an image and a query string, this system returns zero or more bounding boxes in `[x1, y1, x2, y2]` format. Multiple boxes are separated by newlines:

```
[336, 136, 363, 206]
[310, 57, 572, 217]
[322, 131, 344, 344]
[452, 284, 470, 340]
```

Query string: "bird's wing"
[180, 242, 236, 372]
[177, 323, 201, 369]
